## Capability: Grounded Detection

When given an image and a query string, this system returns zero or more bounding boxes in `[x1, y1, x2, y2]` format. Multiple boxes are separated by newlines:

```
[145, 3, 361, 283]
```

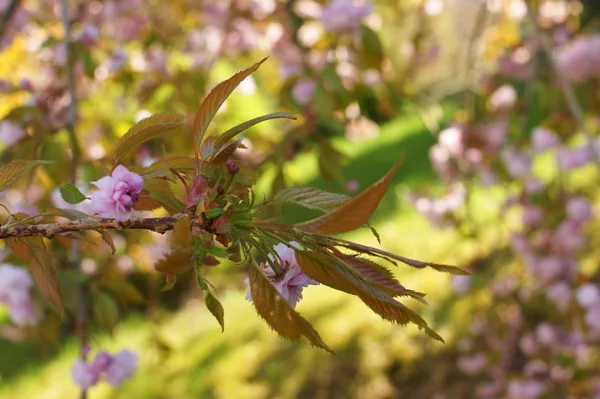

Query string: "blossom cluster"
[71, 349, 138, 389]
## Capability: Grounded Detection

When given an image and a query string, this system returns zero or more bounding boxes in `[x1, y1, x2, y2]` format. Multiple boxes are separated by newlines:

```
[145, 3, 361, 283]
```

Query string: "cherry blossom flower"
[104, 350, 138, 387]
[566, 197, 592, 223]
[71, 349, 138, 389]
[554, 34, 600, 82]
[71, 360, 100, 390]
[531, 127, 559, 152]
[0, 120, 25, 147]
[90, 165, 144, 221]
[291, 78, 316, 105]
[245, 242, 319, 308]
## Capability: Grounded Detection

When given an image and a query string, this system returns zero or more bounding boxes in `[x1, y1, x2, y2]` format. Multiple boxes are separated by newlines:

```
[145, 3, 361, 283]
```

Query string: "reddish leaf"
[193, 58, 268, 161]
[295, 155, 403, 235]
[248, 262, 332, 352]
[154, 252, 191, 275]
[9, 237, 63, 315]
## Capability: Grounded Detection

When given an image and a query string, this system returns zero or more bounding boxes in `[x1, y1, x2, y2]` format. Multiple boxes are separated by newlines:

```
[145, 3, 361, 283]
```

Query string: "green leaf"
[0, 160, 52, 193]
[206, 246, 229, 259]
[272, 187, 349, 212]
[205, 208, 224, 219]
[318, 140, 345, 183]
[205, 291, 225, 332]
[214, 112, 297, 149]
[58, 183, 87, 204]
[114, 113, 185, 164]
[248, 261, 332, 352]
[148, 191, 186, 214]
[193, 58, 268, 161]
[9, 237, 63, 316]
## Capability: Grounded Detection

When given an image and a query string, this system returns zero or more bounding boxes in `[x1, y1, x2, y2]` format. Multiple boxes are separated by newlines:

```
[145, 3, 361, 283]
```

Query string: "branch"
[0, 214, 189, 240]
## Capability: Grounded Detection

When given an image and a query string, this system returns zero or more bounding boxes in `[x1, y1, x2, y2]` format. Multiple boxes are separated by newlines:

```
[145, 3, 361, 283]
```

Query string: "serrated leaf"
[58, 183, 86, 204]
[296, 155, 403, 235]
[9, 237, 63, 315]
[248, 262, 332, 352]
[214, 112, 296, 149]
[148, 191, 186, 214]
[273, 187, 349, 212]
[114, 113, 185, 164]
[154, 252, 191, 275]
[205, 291, 225, 332]
[0, 160, 52, 193]
[141, 157, 196, 179]
[200, 136, 217, 160]
[194, 58, 268, 160]
[295, 250, 443, 342]
[206, 246, 228, 259]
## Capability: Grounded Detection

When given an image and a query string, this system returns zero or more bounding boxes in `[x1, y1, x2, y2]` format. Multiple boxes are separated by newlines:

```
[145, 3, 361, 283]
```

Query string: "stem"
[59, 0, 85, 397]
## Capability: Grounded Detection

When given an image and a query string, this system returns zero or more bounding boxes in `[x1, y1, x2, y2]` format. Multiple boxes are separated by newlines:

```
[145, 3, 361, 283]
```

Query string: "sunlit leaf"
[9, 237, 63, 315]
[148, 191, 186, 214]
[272, 187, 349, 213]
[58, 183, 87, 204]
[171, 218, 192, 252]
[295, 250, 443, 342]
[214, 112, 296, 149]
[0, 160, 52, 193]
[113, 112, 185, 164]
[295, 155, 403, 235]
[248, 262, 332, 352]
[205, 291, 225, 332]
[193, 57, 268, 161]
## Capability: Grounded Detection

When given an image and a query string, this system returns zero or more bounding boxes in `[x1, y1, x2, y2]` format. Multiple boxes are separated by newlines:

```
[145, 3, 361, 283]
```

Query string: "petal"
[91, 176, 114, 191]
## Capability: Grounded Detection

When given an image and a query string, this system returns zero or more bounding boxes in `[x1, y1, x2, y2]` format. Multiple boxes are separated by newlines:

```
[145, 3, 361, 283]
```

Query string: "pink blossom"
[91, 351, 114, 373]
[522, 205, 544, 226]
[91, 165, 144, 221]
[554, 220, 585, 253]
[566, 197, 592, 223]
[438, 126, 464, 156]
[345, 180, 360, 193]
[291, 78, 316, 105]
[547, 282, 571, 311]
[507, 380, 545, 399]
[576, 284, 600, 308]
[429, 145, 455, 182]
[502, 148, 531, 178]
[71, 359, 100, 389]
[451, 275, 471, 294]
[584, 306, 600, 333]
[556, 145, 594, 170]
[319, 0, 372, 33]
[0, 120, 25, 147]
[531, 127, 559, 152]
[554, 34, 600, 82]
[457, 353, 487, 375]
[489, 84, 517, 112]
[535, 323, 558, 346]
[245, 242, 319, 308]
[497, 55, 533, 80]
[0, 264, 38, 326]
[104, 350, 138, 387]
[524, 178, 545, 195]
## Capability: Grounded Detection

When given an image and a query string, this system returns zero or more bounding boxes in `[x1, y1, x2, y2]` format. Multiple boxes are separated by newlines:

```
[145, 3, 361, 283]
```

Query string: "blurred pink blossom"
[104, 350, 138, 387]
[245, 242, 320, 308]
[566, 197, 592, 223]
[554, 34, 600, 82]
[522, 205, 544, 226]
[0, 264, 38, 327]
[457, 353, 487, 375]
[502, 148, 531, 178]
[556, 145, 595, 170]
[554, 220, 585, 253]
[438, 125, 464, 156]
[547, 282, 571, 311]
[451, 275, 471, 294]
[576, 284, 600, 308]
[531, 127, 559, 152]
[319, 0, 372, 33]
[71, 349, 137, 389]
[291, 78, 316, 105]
[0, 121, 25, 147]
[489, 84, 517, 112]
[91, 165, 144, 221]
[71, 360, 100, 389]
[507, 380, 545, 399]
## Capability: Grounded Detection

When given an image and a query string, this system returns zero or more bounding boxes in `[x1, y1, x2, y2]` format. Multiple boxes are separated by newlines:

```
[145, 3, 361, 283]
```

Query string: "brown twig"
[0, 214, 188, 240]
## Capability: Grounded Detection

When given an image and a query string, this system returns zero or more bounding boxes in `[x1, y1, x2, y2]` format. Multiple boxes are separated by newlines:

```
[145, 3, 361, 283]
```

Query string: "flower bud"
[226, 160, 239, 175]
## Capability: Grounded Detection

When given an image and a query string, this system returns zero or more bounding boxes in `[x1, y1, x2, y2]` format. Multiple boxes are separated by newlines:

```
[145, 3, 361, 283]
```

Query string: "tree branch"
[0, 214, 189, 240]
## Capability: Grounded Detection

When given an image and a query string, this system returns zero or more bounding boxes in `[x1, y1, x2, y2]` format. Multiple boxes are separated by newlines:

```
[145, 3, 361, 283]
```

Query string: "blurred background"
[0, 0, 600, 398]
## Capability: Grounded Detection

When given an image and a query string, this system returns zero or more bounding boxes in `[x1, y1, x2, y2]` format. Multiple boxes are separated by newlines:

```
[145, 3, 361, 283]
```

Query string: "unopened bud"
[226, 160, 239, 175]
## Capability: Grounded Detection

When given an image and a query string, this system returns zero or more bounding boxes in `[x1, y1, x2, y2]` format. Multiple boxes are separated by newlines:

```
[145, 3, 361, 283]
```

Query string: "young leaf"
[248, 262, 332, 352]
[295, 250, 443, 342]
[295, 155, 403, 235]
[206, 246, 228, 259]
[113, 113, 185, 164]
[209, 141, 240, 164]
[58, 183, 87, 204]
[148, 191, 186, 214]
[214, 112, 296, 149]
[205, 208, 224, 219]
[171, 218, 192, 252]
[272, 187, 349, 213]
[0, 160, 52, 193]
[135, 178, 174, 211]
[193, 57, 268, 161]
[9, 237, 63, 315]
[205, 291, 225, 332]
